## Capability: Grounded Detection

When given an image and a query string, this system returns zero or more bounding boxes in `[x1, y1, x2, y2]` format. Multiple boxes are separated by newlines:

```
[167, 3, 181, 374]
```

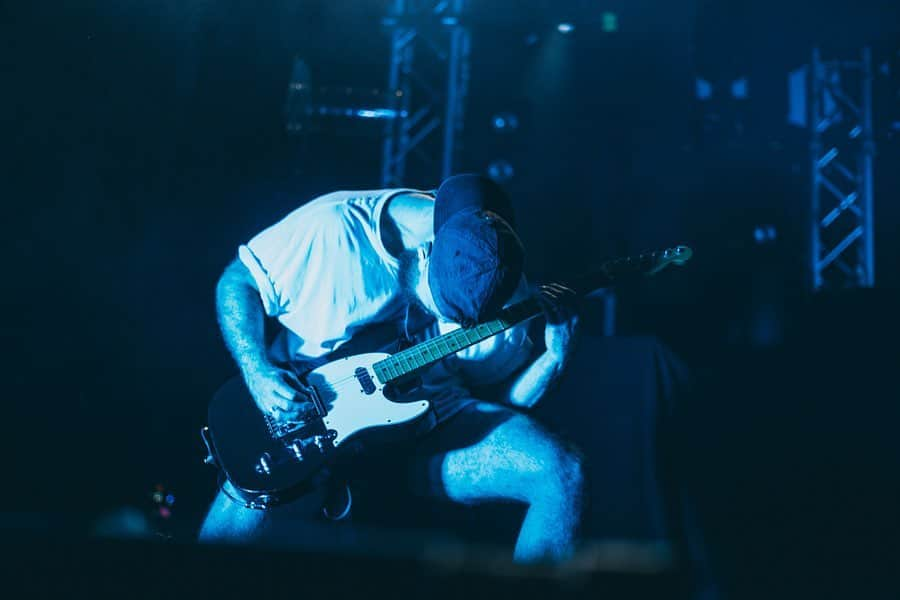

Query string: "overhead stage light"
[491, 112, 519, 132]
[487, 159, 514, 182]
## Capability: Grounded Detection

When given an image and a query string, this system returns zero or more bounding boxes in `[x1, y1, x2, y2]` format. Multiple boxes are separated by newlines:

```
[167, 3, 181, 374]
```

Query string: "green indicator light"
[602, 12, 618, 33]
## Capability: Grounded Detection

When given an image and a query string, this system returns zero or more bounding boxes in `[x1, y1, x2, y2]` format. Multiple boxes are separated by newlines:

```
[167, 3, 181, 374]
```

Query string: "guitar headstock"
[567, 245, 694, 294]
[647, 245, 693, 274]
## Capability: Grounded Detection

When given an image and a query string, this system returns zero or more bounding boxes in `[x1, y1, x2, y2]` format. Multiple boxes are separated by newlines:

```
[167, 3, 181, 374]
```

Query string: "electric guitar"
[201, 245, 693, 508]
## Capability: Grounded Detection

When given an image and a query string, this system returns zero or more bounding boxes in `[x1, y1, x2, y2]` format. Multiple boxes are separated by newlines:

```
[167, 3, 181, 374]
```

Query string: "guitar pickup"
[354, 367, 377, 395]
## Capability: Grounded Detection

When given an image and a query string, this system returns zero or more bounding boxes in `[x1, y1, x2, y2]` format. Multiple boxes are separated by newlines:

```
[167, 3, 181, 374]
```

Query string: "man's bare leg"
[198, 482, 267, 543]
[438, 405, 584, 562]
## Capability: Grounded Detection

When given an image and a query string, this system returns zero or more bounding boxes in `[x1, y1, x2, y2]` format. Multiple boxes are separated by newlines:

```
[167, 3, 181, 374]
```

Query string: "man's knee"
[547, 447, 585, 499]
[522, 437, 585, 504]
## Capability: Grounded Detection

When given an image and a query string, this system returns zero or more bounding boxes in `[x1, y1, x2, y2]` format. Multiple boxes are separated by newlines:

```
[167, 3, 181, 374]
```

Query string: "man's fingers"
[272, 380, 298, 401]
[538, 283, 576, 303]
[539, 294, 566, 325]
[281, 370, 305, 388]
[536, 283, 578, 325]
[541, 283, 576, 303]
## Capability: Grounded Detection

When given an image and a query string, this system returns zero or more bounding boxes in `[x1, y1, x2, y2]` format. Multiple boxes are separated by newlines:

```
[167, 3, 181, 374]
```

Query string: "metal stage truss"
[381, 0, 470, 188]
[809, 47, 875, 291]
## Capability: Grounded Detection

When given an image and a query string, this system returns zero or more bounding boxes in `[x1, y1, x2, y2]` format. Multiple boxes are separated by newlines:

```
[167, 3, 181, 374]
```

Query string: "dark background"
[4, 1, 900, 596]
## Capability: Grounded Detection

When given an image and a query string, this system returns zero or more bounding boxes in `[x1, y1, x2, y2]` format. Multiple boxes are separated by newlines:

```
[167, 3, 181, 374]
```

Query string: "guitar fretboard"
[372, 298, 541, 384]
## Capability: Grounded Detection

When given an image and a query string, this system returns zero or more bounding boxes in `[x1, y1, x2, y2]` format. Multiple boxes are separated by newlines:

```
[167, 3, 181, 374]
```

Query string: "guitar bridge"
[262, 384, 327, 440]
[265, 414, 310, 439]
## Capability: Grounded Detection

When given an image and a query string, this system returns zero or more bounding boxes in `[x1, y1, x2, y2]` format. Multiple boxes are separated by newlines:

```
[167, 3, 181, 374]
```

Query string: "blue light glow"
[355, 108, 399, 119]
[557, 23, 574, 34]
[731, 77, 748, 100]
[695, 78, 712, 100]
[601, 12, 618, 33]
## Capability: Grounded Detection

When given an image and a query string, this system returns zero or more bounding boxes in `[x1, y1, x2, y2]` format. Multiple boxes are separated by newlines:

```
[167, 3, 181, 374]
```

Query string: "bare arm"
[501, 284, 579, 409]
[504, 349, 570, 409]
[215, 259, 312, 420]
[215, 259, 269, 378]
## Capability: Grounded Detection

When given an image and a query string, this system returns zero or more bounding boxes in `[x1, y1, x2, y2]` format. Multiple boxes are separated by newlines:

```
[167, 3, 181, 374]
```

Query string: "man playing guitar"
[199, 174, 582, 562]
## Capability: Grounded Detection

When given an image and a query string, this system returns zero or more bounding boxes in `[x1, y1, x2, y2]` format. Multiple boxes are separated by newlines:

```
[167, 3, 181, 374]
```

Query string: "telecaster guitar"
[202, 245, 693, 507]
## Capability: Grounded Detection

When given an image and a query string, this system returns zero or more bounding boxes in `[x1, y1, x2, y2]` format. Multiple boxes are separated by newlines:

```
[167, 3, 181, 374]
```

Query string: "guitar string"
[301, 332, 492, 389]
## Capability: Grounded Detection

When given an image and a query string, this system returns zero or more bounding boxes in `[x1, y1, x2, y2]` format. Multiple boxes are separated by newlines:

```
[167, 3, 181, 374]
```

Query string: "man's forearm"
[504, 351, 568, 409]
[216, 266, 270, 378]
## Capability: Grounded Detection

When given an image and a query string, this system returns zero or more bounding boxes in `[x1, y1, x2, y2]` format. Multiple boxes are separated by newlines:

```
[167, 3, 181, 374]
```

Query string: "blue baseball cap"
[429, 175, 524, 326]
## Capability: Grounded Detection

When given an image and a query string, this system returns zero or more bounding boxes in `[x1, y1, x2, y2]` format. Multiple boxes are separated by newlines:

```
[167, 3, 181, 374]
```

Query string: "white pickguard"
[304, 352, 430, 448]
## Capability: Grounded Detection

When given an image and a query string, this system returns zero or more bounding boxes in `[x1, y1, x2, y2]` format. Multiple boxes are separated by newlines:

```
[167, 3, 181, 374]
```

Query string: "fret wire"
[453, 331, 465, 348]
[378, 301, 544, 383]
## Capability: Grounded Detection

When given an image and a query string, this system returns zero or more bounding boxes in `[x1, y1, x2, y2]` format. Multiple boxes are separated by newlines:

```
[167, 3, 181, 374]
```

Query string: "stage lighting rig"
[804, 48, 875, 291]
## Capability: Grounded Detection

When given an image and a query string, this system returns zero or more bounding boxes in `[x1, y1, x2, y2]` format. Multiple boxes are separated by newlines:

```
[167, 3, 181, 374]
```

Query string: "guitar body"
[205, 353, 433, 507]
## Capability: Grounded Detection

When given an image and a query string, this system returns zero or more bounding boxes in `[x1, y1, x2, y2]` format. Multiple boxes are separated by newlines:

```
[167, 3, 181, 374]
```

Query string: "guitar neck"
[372, 298, 542, 385]
[371, 244, 692, 385]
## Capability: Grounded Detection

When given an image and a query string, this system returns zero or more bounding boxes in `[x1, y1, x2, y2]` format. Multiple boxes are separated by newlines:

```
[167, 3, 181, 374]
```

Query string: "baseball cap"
[428, 175, 524, 326]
